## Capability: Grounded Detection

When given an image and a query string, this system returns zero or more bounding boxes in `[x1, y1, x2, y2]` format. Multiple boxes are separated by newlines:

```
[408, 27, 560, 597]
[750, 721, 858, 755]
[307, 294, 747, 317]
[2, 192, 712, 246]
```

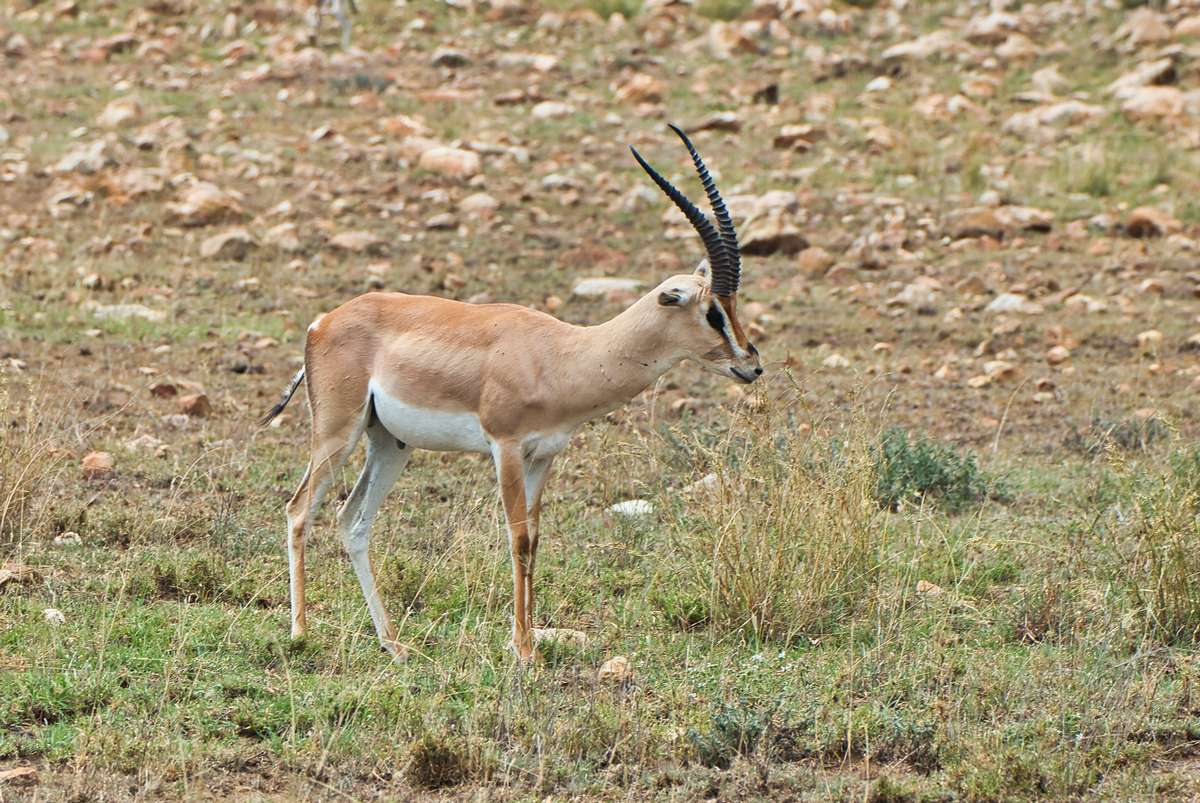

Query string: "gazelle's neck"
[560, 295, 684, 420]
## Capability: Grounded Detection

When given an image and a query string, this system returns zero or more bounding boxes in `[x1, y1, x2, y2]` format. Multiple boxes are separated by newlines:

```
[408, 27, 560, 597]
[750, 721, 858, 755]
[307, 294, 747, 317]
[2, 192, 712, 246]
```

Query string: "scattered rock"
[418, 146, 482, 178]
[739, 214, 807, 256]
[177, 393, 211, 417]
[329, 230, 388, 254]
[916, 579, 944, 596]
[96, 96, 142, 128]
[82, 451, 115, 480]
[0, 563, 40, 589]
[53, 532, 82, 547]
[889, 277, 941, 313]
[1118, 86, 1183, 119]
[949, 208, 1004, 239]
[0, 766, 37, 784]
[1063, 294, 1108, 314]
[85, 302, 166, 323]
[995, 34, 1036, 62]
[1137, 329, 1164, 352]
[986, 293, 1044, 315]
[459, 192, 499, 217]
[200, 228, 256, 260]
[964, 12, 1019, 45]
[263, 222, 302, 252]
[1118, 7, 1170, 48]
[1126, 207, 1181, 237]
[52, 141, 114, 174]
[530, 101, 575, 120]
[115, 166, 166, 197]
[614, 73, 666, 104]
[597, 655, 633, 684]
[684, 473, 720, 496]
[1002, 101, 1104, 140]
[426, 212, 458, 230]
[1107, 58, 1175, 95]
[166, 182, 245, 226]
[797, 246, 835, 278]
[1031, 65, 1069, 96]
[533, 628, 588, 648]
[430, 47, 470, 68]
[822, 353, 850, 369]
[1046, 346, 1071, 365]
[881, 30, 962, 63]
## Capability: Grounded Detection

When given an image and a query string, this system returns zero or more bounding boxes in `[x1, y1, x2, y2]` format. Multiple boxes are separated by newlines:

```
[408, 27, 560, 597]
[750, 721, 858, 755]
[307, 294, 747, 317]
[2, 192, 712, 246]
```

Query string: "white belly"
[368, 381, 490, 453]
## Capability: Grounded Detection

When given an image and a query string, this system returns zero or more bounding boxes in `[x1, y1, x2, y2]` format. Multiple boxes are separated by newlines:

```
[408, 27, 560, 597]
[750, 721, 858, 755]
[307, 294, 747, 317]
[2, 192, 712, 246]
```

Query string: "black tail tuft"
[259, 367, 306, 427]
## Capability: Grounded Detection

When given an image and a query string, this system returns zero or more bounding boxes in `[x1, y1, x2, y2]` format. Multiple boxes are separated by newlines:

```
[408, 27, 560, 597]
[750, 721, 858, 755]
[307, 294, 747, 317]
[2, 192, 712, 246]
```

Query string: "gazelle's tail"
[259, 367, 306, 427]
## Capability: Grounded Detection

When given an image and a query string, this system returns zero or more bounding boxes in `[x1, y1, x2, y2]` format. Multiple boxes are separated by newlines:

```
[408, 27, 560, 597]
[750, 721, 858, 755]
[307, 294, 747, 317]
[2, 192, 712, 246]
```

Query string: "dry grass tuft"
[663, 398, 886, 644]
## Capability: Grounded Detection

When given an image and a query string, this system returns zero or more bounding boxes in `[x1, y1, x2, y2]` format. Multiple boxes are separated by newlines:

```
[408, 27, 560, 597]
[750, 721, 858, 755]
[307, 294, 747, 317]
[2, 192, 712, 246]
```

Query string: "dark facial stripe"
[706, 302, 726, 335]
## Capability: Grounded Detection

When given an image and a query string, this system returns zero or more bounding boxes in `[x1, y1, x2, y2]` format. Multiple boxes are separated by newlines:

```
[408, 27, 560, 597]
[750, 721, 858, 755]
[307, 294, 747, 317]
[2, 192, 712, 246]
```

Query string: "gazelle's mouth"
[730, 367, 758, 384]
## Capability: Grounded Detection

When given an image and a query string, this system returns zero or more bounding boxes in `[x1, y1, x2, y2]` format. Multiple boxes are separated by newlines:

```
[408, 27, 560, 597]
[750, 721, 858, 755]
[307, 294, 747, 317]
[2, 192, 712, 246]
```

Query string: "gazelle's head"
[632, 125, 762, 384]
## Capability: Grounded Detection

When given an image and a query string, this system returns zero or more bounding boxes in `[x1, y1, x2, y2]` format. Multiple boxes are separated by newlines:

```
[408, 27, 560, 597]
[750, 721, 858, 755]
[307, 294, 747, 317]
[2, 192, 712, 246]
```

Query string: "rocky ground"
[4, 0, 1200, 800]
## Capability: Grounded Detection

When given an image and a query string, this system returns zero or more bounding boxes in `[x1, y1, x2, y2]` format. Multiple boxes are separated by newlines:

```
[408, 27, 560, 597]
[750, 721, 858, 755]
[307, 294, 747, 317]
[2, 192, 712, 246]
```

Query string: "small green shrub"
[687, 703, 771, 769]
[873, 428, 994, 512]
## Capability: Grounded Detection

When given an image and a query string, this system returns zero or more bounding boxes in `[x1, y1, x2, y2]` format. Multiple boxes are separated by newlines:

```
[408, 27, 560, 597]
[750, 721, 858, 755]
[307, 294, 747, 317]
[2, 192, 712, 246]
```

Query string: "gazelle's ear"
[693, 259, 710, 281]
[658, 287, 692, 306]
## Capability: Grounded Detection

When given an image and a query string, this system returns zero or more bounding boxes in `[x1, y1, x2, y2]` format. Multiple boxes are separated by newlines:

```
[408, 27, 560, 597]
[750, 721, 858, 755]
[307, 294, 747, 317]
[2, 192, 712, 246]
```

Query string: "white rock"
[864, 76, 892, 93]
[85, 302, 166, 322]
[608, 499, 654, 517]
[571, 277, 642, 297]
[52, 140, 114, 174]
[531, 101, 575, 119]
[685, 473, 720, 495]
[1106, 58, 1174, 95]
[43, 608, 66, 626]
[96, 96, 142, 128]
[889, 277, 941, 311]
[881, 30, 961, 62]
[822, 353, 851, 369]
[985, 293, 1044, 314]
[418, 147, 481, 178]
[53, 532, 82, 547]
[200, 227, 257, 260]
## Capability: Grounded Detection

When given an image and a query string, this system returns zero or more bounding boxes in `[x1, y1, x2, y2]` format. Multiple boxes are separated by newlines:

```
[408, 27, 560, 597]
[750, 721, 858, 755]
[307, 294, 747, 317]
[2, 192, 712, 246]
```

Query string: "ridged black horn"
[667, 124, 741, 297]
[629, 145, 727, 289]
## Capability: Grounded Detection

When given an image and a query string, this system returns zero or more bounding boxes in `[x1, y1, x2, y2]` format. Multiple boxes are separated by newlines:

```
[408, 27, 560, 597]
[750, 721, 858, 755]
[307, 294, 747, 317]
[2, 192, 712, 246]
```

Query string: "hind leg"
[286, 410, 367, 640]
[338, 421, 411, 658]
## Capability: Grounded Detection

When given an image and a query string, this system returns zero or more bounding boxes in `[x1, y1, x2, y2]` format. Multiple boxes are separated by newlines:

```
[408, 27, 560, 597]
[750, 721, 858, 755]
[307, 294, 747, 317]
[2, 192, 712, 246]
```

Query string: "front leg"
[493, 442, 535, 661]
[523, 456, 555, 625]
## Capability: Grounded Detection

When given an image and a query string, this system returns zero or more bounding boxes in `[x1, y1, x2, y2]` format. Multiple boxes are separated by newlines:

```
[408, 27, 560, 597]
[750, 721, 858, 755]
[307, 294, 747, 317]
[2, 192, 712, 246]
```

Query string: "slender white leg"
[338, 425, 411, 658]
[522, 456, 555, 617]
[330, 0, 352, 49]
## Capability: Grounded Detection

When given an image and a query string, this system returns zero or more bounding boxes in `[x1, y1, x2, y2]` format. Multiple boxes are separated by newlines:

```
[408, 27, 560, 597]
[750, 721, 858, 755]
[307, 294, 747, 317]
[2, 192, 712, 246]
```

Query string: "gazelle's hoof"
[510, 640, 540, 664]
[381, 640, 408, 663]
